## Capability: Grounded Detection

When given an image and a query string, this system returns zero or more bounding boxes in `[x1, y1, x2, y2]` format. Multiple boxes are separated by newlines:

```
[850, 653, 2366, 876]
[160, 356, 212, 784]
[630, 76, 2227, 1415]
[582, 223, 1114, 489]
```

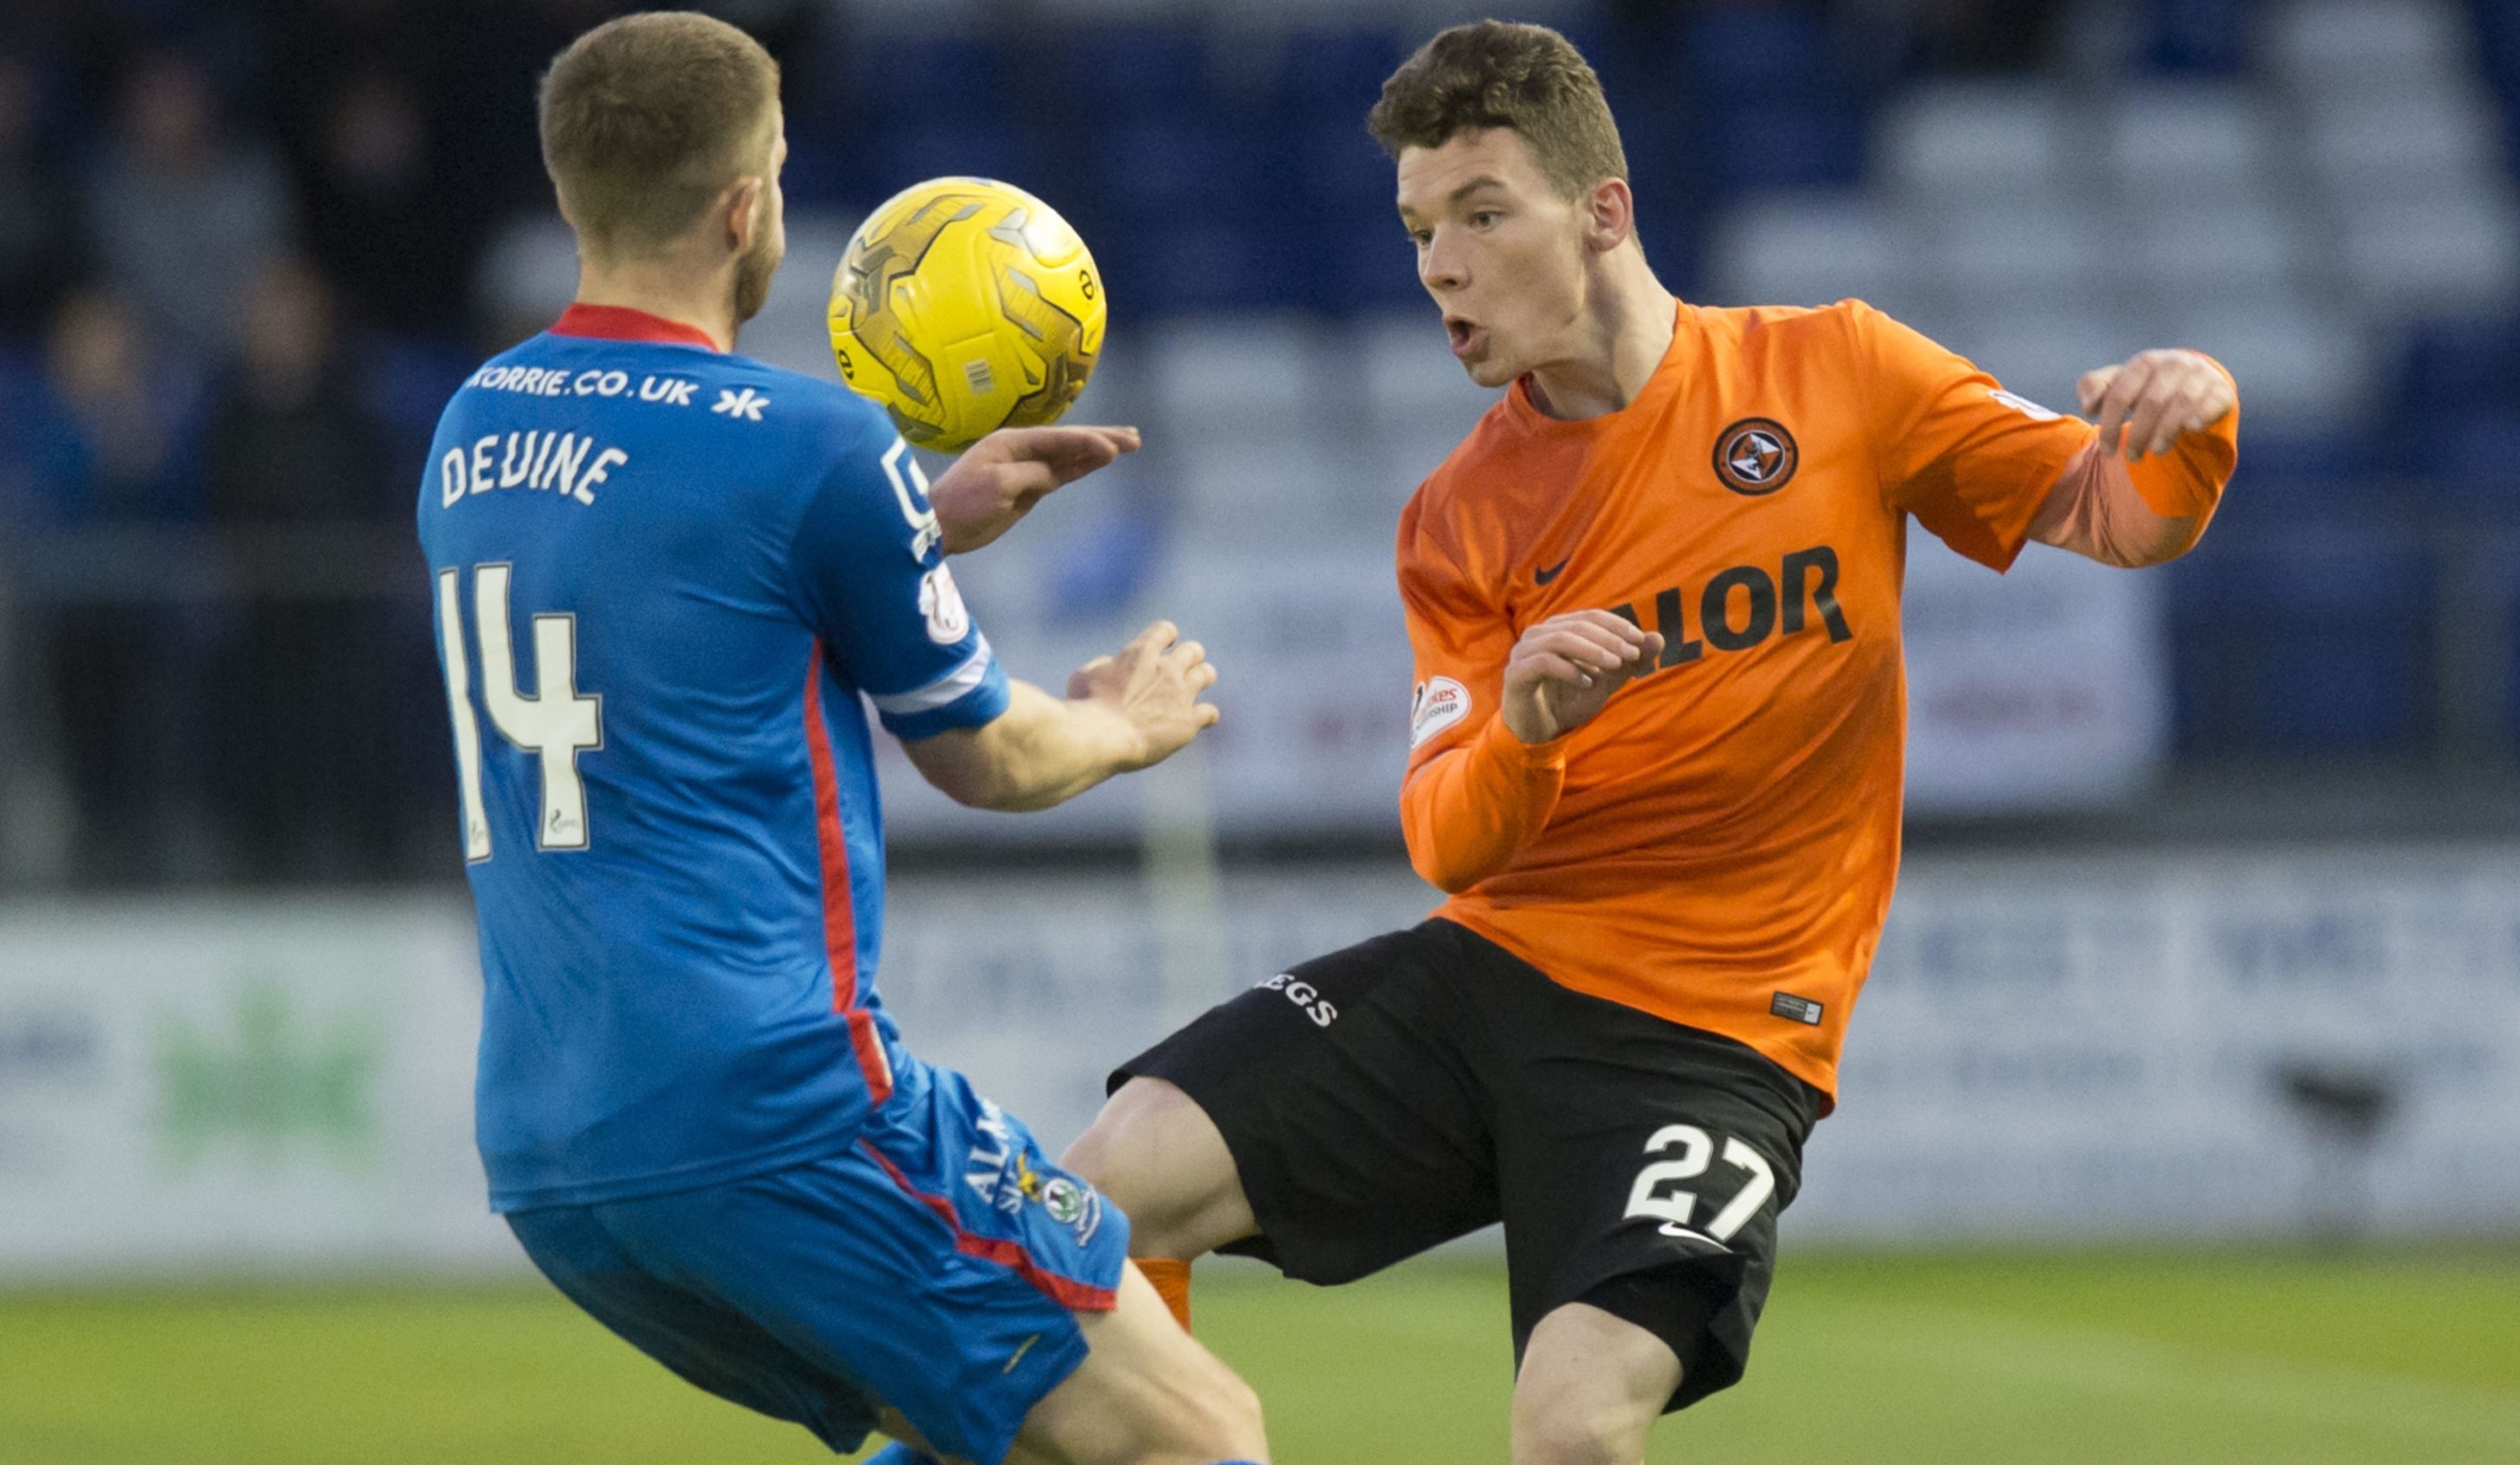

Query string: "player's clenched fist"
[1069, 619, 1222, 768]
[1501, 610, 1664, 745]
[2077, 350, 2235, 463]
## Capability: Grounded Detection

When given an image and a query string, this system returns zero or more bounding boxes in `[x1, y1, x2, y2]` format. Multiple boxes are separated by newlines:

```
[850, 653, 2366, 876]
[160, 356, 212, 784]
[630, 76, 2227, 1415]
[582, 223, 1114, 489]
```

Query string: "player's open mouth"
[1446, 317, 1480, 358]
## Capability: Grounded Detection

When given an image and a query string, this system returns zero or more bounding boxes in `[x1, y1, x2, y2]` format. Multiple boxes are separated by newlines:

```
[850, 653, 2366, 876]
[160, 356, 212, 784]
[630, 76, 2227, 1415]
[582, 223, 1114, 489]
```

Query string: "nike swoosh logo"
[1534, 556, 1572, 585]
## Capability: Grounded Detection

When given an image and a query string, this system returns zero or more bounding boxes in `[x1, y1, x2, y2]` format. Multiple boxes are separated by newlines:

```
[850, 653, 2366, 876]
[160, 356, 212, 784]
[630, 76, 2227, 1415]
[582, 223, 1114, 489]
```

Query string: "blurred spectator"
[0, 56, 90, 341]
[262, 0, 453, 132]
[84, 52, 296, 355]
[1902, 0, 2071, 71]
[435, 0, 628, 225]
[3, 289, 203, 529]
[1, 290, 207, 882]
[301, 71, 467, 333]
[200, 258, 402, 882]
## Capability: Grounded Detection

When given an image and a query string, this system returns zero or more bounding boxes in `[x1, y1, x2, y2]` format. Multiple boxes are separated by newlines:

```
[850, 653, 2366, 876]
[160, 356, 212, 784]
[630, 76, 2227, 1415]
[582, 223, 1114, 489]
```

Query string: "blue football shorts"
[504, 1051, 1129, 1463]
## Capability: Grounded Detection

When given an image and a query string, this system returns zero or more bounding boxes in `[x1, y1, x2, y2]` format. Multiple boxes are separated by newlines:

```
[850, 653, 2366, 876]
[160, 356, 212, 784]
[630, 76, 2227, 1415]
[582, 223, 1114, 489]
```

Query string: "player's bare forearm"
[928, 425, 1142, 555]
[901, 621, 1217, 811]
[903, 681, 1134, 811]
[2031, 350, 2239, 568]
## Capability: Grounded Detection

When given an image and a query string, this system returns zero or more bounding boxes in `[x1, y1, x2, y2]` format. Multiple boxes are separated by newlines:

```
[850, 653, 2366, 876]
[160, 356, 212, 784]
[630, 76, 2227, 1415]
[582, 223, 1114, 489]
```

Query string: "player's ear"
[725, 175, 766, 253]
[1585, 177, 1636, 255]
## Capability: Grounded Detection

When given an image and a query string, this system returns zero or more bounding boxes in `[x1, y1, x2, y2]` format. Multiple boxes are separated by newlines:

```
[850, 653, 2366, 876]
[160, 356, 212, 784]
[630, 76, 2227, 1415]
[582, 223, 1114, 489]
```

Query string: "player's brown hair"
[537, 12, 781, 255]
[1367, 21, 1628, 199]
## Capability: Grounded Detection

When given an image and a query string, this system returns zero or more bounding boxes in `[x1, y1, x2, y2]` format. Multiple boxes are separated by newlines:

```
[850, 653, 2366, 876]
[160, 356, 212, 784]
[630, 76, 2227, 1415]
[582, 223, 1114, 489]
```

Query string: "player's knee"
[1057, 1106, 1143, 1223]
[1513, 1370, 1662, 1465]
[1061, 1078, 1229, 1258]
[1512, 1313, 1671, 1465]
[1056, 1100, 1129, 1191]
[1513, 1401, 1637, 1465]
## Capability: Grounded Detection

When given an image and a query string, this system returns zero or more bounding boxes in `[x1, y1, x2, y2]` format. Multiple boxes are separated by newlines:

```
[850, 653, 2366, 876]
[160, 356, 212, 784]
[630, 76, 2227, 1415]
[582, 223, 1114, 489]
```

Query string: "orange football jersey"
[1396, 298, 2120, 1102]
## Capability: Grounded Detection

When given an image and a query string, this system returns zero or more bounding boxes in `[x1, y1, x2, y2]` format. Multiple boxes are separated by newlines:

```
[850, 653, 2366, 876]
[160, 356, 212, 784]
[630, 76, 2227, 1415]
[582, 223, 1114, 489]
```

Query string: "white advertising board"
[1801, 849, 2520, 1240]
[1900, 536, 2169, 811]
[3, 848, 2511, 1278]
[0, 900, 513, 1278]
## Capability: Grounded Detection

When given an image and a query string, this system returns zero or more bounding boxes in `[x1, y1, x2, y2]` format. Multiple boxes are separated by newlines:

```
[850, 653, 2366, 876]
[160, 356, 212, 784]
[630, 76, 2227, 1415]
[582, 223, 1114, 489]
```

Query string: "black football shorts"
[1112, 918, 1824, 1411]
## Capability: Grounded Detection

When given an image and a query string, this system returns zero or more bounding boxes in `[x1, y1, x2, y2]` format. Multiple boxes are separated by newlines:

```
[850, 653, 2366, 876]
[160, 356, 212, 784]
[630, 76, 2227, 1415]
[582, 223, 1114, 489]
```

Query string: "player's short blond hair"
[1367, 21, 1628, 201]
[538, 12, 780, 255]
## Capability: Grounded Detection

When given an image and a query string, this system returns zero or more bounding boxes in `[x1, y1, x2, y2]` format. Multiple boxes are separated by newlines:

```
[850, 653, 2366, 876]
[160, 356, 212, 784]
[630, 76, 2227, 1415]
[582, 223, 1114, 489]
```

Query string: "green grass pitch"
[4, 1249, 2515, 1462]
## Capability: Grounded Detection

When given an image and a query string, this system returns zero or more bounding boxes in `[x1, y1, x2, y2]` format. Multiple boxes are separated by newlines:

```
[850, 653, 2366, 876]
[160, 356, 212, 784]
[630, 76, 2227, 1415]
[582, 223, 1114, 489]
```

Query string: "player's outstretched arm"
[926, 424, 1142, 555]
[2079, 350, 2235, 464]
[2029, 349, 2239, 568]
[901, 620, 1217, 811]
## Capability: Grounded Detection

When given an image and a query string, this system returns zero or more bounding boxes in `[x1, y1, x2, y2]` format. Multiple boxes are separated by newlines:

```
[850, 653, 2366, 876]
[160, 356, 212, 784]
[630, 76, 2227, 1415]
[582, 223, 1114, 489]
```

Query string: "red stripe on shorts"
[857, 1140, 1119, 1312]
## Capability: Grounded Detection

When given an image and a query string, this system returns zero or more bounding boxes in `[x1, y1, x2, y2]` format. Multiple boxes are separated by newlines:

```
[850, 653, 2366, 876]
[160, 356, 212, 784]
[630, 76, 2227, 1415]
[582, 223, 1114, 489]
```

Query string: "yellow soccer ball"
[827, 177, 1106, 451]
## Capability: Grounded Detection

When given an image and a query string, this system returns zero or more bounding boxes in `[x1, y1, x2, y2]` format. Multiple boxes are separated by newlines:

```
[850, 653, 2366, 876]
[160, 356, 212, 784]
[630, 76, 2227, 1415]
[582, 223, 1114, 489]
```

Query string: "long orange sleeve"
[2124, 393, 2237, 520]
[1400, 713, 1568, 894]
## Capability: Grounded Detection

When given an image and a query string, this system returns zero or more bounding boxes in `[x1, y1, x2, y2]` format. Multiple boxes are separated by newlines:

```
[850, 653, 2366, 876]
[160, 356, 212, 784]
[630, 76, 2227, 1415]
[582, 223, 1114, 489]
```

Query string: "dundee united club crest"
[1712, 417, 1798, 496]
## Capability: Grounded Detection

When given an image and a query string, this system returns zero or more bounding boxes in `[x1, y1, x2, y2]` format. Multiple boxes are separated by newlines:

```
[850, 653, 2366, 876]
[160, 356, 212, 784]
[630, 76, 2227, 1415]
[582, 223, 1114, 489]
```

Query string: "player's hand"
[2077, 350, 2235, 463]
[1068, 620, 1221, 770]
[929, 424, 1142, 555]
[1500, 610, 1664, 745]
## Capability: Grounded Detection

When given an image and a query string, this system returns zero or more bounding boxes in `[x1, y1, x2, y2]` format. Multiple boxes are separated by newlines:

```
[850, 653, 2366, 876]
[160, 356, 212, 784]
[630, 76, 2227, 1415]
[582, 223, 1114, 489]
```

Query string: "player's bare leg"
[1063, 1076, 1258, 1262]
[1007, 1262, 1268, 1464]
[867, 1266, 1264, 1465]
[1510, 1303, 1681, 1465]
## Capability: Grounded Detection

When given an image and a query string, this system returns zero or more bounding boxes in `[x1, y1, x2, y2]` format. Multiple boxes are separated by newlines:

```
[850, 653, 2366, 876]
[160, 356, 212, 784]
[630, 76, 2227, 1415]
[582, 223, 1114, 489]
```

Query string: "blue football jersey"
[417, 305, 1008, 1212]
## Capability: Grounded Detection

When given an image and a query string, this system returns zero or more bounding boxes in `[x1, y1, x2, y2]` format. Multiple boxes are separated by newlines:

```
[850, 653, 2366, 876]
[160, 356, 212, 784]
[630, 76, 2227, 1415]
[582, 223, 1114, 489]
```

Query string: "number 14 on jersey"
[436, 564, 604, 861]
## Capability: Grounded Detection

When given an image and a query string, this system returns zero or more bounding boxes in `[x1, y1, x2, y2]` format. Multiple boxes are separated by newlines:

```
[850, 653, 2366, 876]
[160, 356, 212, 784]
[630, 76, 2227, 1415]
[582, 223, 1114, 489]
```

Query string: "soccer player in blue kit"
[417, 15, 1268, 1465]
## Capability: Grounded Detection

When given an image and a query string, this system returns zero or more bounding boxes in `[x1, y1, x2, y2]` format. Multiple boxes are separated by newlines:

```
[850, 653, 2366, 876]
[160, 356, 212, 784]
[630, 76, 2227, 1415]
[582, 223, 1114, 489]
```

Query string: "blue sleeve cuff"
[878, 654, 1012, 741]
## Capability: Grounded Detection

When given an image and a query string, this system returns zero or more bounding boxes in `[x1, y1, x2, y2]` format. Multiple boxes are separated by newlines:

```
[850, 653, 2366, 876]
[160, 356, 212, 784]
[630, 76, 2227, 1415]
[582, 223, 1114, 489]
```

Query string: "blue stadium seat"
[2216, 430, 2393, 516]
[1296, 124, 1411, 315]
[0, 341, 41, 401]
[1099, 219, 1299, 317]
[1618, 101, 1705, 193]
[1267, 29, 1408, 125]
[2433, 411, 2520, 516]
[1682, 5, 1836, 105]
[850, 33, 1014, 128]
[1056, 22, 1212, 127]
[2170, 524, 2438, 755]
[2393, 315, 2520, 424]
[858, 120, 1058, 206]
[1306, 213, 1426, 316]
[1084, 120, 1266, 248]
[776, 111, 870, 209]
[2475, 0, 2520, 106]
[2506, 552, 2520, 743]
[1294, 117, 1392, 214]
[1701, 103, 1867, 194]
[2136, 0, 2248, 76]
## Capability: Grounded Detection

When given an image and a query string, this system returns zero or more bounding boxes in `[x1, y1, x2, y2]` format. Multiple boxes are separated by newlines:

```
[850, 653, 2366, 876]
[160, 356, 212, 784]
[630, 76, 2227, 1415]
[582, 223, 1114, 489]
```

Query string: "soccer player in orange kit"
[1062, 21, 2241, 1465]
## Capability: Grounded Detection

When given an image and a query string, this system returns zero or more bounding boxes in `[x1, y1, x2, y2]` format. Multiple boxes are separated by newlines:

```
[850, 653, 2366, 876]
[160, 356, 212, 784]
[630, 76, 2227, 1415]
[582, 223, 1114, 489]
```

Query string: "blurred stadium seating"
[3, 0, 2517, 888]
